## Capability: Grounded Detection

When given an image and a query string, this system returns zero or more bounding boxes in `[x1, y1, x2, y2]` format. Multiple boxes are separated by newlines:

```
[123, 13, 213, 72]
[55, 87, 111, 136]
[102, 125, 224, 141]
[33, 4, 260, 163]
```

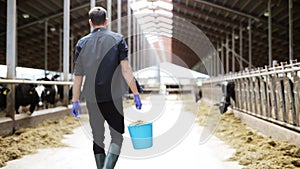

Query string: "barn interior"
[0, 0, 300, 169]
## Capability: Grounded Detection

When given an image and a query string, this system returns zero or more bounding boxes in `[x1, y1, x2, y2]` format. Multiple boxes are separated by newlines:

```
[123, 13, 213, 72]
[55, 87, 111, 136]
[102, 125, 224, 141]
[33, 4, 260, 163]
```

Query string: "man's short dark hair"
[89, 7, 107, 26]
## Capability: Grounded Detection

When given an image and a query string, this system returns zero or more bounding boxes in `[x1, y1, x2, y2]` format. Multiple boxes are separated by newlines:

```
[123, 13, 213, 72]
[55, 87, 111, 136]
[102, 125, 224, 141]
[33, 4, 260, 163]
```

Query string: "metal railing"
[0, 79, 73, 85]
[0, 79, 73, 120]
[202, 60, 300, 132]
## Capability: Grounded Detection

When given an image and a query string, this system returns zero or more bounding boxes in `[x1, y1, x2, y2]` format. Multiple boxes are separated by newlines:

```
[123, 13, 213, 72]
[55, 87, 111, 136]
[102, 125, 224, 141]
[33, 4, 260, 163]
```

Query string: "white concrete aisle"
[2, 96, 243, 169]
[117, 125, 243, 169]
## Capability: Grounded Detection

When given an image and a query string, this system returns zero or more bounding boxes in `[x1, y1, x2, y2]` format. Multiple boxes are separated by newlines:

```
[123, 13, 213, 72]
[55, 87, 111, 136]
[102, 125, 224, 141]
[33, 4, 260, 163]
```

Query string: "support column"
[217, 44, 220, 76]
[248, 18, 252, 68]
[140, 26, 143, 70]
[137, 22, 140, 70]
[226, 34, 229, 73]
[133, 16, 136, 71]
[213, 51, 216, 76]
[59, 28, 62, 72]
[221, 40, 224, 75]
[70, 34, 74, 73]
[44, 19, 48, 73]
[127, 0, 131, 65]
[107, 0, 112, 31]
[63, 0, 70, 106]
[90, 0, 95, 8]
[232, 29, 235, 73]
[117, 0, 121, 34]
[211, 52, 214, 76]
[289, 0, 293, 61]
[90, 0, 95, 32]
[139, 26, 142, 69]
[216, 51, 219, 76]
[210, 54, 213, 76]
[216, 45, 219, 76]
[268, 0, 272, 66]
[140, 29, 143, 70]
[239, 23, 243, 70]
[6, 0, 17, 119]
[142, 36, 146, 69]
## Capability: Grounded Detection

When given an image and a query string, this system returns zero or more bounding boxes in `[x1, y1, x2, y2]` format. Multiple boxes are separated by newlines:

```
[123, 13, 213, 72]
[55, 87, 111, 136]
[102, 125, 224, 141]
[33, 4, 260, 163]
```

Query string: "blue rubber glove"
[72, 101, 82, 118]
[134, 94, 142, 110]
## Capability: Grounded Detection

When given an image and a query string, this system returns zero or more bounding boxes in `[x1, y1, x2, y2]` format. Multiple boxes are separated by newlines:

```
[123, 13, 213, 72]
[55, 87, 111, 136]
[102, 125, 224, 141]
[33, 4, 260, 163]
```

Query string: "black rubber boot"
[94, 153, 106, 169]
[102, 143, 120, 169]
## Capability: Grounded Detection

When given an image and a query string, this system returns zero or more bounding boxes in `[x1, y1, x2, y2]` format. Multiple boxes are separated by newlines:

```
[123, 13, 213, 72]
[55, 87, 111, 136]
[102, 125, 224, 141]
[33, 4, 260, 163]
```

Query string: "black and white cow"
[195, 88, 202, 102]
[0, 84, 10, 110]
[46, 74, 73, 104]
[51, 74, 64, 101]
[36, 76, 57, 108]
[15, 84, 39, 114]
[38, 74, 74, 105]
[218, 81, 235, 114]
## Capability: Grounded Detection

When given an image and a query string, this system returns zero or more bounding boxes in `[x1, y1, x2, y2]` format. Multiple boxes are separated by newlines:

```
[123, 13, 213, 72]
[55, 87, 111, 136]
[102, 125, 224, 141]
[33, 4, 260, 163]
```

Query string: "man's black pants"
[86, 98, 124, 154]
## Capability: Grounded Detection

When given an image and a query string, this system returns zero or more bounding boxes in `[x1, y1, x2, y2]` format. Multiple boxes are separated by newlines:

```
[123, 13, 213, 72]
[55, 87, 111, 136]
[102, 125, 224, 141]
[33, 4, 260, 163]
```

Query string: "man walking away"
[72, 7, 142, 169]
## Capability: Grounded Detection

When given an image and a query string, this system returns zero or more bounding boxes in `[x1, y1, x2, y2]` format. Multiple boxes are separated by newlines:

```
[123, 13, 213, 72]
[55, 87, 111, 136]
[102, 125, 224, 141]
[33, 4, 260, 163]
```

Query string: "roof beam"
[192, 0, 287, 31]
[193, 0, 260, 21]
[173, 11, 270, 47]
[0, 0, 111, 37]
[173, 1, 242, 28]
[173, 16, 288, 66]
[248, 1, 264, 13]
[173, 17, 287, 62]
[173, 7, 291, 47]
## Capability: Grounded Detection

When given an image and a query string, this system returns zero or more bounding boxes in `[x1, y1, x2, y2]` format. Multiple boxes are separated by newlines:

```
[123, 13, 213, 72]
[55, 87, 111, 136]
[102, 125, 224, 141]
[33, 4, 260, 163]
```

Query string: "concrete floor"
[2, 95, 243, 169]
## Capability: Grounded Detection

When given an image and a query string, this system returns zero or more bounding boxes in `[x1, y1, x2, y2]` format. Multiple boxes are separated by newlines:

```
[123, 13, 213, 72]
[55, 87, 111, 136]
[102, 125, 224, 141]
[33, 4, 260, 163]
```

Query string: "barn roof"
[0, 0, 299, 73]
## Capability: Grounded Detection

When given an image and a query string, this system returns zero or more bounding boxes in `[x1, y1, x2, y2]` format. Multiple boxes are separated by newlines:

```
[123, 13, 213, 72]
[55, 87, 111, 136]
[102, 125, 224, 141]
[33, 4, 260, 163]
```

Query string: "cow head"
[217, 81, 236, 114]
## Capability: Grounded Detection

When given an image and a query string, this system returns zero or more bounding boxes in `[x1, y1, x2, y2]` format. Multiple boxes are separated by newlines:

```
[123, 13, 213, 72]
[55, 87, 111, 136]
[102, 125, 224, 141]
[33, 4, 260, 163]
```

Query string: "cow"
[195, 88, 202, 102]
[42, 86, 56, 108]
[52, 74, 64, 101]
[0, 84, 10, 110]
[15, 84, 39, 114]
[68, 85, 73, 101]
[218, 81, 235, 114]
[36, 76, 57, 108]
[48, 74, 73, 105]
[199, 89, 202, 99]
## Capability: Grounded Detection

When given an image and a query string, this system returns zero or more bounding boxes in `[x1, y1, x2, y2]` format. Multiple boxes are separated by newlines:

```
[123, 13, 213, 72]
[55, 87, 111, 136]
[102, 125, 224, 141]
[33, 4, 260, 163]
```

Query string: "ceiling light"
[235, 35, 239, 40]
[22, 14, 30, 19]
[218, 48, 222, 52]
[264, 11, 269, 17]
[50, 27, 56, 32]
[246, 26, 251, 30]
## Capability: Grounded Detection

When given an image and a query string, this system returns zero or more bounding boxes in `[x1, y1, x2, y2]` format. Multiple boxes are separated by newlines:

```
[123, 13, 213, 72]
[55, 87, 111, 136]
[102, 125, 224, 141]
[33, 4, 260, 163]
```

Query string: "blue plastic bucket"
[128, 122, 153, 149]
